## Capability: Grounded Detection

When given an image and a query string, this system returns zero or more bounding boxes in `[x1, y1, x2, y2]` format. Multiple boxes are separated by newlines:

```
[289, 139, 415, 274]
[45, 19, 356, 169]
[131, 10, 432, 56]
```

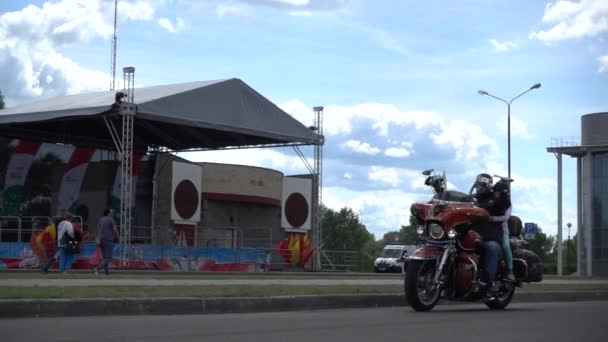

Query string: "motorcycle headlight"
[429, 223, 444, 240]
[416, 225, 425, 236]
[447, 229, 457, 239]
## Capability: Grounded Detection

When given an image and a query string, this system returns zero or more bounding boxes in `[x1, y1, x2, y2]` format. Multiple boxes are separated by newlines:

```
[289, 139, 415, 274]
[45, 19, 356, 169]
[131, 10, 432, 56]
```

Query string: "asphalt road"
[2, 301, 607, 342]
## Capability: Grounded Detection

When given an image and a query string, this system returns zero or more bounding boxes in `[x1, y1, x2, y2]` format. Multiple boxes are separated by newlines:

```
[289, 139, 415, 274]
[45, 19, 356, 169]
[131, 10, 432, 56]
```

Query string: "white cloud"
[0, 0, 157, 105]
[213, 0, 349, 17]
[430, 119, 498, 161]
[489, 39, 517, 52]
[341, 140, 381, 155]
[344, 21, 409, 55]
[288, 10, 314, 16]
[367, 166, 421, 187]
[180, 148, 299, 173]
[343, 172, 352, 179]
[280, 99, 317, 128]
[282, 101, 442, 137]
[322, 186, 422, 237]
[599, 55, 608, 72]
[230, 0, 347, 11]
[216, 4, 254, 18]
[497, 116, 535, 139]
[158, 17, 185, 33]
[529, 0, 608, 42]
[384, 147, 412, 158]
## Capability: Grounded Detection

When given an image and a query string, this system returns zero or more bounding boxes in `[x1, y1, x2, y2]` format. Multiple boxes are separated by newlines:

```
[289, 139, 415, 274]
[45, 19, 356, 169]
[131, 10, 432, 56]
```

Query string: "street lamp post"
[478, 83, 541, 178]
[566, 222, 572, 273]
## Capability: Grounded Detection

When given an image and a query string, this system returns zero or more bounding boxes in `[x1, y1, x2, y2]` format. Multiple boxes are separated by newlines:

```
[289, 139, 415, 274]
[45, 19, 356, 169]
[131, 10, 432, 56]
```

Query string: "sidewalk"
[2, 291, 608, 318]
[1, 277, 608, 287]
[2, 271, 607, 318]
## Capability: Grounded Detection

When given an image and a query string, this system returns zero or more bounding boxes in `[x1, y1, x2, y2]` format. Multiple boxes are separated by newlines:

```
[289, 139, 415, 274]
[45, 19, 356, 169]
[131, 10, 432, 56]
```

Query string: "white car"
[374, 244, 417, 273]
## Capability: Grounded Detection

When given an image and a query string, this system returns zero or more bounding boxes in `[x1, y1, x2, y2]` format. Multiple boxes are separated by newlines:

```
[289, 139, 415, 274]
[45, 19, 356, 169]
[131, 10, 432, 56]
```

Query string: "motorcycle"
[404, 169, 543, 311]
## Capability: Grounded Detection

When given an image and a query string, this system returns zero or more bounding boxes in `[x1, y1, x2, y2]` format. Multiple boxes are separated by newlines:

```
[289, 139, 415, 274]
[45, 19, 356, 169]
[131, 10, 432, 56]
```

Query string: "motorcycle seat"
[508, 215, 523, 237]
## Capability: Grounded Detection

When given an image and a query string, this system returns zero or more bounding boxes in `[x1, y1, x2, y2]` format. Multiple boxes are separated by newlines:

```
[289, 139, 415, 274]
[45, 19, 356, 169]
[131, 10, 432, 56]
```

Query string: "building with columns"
[548, 112, 608, 276]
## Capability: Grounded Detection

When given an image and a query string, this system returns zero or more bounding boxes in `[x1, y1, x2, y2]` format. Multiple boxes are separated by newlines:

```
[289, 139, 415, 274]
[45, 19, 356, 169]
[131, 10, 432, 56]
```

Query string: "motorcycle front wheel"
[405, 260, 441, 312]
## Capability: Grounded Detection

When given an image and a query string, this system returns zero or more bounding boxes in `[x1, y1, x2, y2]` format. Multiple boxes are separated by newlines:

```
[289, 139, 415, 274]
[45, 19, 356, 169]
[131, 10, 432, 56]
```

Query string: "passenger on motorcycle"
[491, 179, 515, 282]
[471, 173, 503, 296]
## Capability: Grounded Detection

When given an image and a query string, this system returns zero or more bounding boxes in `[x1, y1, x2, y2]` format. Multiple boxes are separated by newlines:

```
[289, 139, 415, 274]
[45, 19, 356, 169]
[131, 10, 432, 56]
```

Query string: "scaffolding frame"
[102, 66, 136, 265]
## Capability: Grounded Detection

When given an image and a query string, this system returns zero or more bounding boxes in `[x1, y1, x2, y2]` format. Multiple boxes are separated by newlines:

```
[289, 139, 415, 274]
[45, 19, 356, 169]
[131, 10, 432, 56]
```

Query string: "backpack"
[61, 225, 82, 254]
[65, 237, 80, 254]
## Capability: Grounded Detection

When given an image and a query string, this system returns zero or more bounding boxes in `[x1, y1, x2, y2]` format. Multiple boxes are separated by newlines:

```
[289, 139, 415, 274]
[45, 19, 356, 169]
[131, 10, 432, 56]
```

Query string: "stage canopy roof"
[0, 78, 321, 151]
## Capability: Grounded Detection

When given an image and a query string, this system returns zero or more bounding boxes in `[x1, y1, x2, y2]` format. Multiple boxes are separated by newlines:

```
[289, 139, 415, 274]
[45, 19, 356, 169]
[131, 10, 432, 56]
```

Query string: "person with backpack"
[41, 209, 76, 274]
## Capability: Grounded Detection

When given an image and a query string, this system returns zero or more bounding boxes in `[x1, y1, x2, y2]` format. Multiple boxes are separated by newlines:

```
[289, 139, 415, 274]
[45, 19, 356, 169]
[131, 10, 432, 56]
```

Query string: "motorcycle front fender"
[407, 245, 445, 261]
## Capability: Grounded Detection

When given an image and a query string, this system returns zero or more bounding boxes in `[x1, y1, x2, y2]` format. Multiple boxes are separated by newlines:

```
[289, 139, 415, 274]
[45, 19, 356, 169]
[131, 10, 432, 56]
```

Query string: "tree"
[321, 205, 374, 251]
[377, 215, 422, 248]
[549, 233, 577, 275]
[526, 226, 555, 263]
[0, 89, 4, 110]
[321, 205, 377, 271]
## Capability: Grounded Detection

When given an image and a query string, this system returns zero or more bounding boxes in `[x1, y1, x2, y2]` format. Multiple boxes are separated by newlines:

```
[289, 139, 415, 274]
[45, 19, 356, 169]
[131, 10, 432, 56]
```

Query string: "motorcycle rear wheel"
[485, 282, 515, 310]
[405, 260, 441, 312]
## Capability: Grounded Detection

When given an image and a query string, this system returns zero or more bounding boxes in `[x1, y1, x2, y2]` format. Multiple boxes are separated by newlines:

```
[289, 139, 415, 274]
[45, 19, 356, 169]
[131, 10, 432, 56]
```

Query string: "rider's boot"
[483, 282, 500, 301]
[505, 269, 515, 282]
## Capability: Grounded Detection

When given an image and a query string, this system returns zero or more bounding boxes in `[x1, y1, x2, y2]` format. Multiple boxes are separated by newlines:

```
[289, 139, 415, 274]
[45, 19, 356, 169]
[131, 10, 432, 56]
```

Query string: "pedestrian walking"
[41, 209, 75, 274]
[94, 208, 118, 275]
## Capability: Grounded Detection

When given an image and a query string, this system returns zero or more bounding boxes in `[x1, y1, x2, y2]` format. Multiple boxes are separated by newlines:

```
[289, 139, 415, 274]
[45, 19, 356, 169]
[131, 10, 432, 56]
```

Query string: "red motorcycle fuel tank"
[425, 202, 489, 231]
[458, 229, 482, 251]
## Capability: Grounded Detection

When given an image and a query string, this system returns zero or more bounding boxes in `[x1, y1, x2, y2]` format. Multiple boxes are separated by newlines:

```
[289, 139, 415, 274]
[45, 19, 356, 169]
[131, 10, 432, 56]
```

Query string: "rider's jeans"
[483, 240, 501, 282]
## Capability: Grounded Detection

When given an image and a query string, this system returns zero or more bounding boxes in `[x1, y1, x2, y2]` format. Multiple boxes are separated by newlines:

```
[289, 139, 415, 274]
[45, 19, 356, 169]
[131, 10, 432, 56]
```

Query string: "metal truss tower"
[312, 106, 324, 271]
[119, 66, 136, 264]
[110, 0, 118, 91]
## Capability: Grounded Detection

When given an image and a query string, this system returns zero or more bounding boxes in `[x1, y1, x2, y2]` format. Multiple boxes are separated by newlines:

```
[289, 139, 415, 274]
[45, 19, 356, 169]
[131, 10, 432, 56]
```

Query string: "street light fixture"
[478, 83, 542, 178]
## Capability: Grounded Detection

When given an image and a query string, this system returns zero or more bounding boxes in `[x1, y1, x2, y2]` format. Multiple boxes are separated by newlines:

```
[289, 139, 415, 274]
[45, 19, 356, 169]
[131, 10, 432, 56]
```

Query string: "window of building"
[592, 152, 608, 260]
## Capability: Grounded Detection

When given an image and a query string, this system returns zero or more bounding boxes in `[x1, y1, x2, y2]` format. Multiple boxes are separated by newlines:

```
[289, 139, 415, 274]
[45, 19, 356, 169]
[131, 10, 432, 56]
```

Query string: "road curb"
[1, 291, 607, 318]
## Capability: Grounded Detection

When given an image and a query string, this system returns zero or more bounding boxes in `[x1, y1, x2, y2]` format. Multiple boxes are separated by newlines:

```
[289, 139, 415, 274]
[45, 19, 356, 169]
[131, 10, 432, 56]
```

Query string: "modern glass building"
[548, 112, 608, 276]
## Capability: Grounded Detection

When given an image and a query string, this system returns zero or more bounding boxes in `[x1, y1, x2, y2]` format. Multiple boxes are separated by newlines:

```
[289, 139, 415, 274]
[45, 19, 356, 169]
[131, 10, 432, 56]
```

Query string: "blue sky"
[1, 0, 607, 239]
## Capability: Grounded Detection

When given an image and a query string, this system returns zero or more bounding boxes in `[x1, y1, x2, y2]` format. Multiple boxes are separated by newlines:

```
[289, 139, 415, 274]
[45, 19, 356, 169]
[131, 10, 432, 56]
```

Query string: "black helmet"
[474, 173, 493, 196]
[494, 178, 510, 193]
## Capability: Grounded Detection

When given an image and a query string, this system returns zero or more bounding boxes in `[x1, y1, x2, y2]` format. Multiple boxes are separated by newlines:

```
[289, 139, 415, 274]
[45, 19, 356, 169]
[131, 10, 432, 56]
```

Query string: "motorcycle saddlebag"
[512, 249, 543, 282]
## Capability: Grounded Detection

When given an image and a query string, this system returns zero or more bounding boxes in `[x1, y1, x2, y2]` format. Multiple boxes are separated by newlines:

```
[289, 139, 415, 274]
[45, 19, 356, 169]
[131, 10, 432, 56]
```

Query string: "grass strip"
[0, 272, 397, 280]
[1, 284, 608, 300]
[0, 285, 402, 300]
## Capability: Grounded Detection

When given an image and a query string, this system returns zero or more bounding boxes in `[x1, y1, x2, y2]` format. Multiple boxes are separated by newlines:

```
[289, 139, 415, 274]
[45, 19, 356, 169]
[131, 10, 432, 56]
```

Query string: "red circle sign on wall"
[174, 180, 199, 220]
[284, 192, 309, 228]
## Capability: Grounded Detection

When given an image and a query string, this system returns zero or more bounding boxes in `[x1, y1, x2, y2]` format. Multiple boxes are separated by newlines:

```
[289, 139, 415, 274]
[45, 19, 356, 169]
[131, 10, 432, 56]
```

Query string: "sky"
[1, 0, 607, 239]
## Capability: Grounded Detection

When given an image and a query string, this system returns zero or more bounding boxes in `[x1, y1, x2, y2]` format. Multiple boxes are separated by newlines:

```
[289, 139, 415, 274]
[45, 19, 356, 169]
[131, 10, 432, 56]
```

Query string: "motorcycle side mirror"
[422, 169, 433, 176]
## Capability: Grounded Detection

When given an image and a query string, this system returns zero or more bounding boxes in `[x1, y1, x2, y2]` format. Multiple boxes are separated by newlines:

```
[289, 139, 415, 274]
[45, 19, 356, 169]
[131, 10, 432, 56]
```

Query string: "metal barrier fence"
[320, 250, 361, 272]
[0, 215, 83, 243]
[0, 218, 363, 272]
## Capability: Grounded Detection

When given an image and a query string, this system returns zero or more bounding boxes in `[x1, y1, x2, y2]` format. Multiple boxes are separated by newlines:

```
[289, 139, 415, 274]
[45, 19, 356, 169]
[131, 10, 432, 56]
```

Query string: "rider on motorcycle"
[471, 173, 504, 296]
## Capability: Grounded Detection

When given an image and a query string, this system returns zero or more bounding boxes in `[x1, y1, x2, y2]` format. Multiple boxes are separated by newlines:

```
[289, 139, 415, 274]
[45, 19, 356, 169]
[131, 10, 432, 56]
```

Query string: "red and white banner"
[56, 147, 95, 213]
[1, 140, 42, 216]
[281, 177, 312, 232]
[110, 154, 142, 224]
[171, 162, 202, 223]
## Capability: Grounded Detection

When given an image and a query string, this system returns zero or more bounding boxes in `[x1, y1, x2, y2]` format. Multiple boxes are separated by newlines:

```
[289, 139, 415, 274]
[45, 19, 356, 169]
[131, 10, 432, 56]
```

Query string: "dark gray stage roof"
[0, 78, 321, 151]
